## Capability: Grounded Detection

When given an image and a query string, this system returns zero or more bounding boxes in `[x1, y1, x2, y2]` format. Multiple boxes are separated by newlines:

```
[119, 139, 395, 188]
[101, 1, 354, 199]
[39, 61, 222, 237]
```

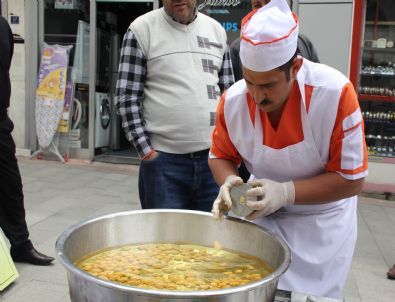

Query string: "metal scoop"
[229, 183, 255, 218]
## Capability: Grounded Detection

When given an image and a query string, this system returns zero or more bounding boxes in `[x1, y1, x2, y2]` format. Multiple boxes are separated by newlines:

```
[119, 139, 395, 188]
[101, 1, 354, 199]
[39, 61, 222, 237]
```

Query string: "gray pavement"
[0, 157, 394, 302]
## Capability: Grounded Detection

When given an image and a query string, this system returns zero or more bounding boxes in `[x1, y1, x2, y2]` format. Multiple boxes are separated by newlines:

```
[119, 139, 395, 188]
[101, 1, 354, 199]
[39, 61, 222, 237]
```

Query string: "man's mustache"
[260, 99, 273, 106]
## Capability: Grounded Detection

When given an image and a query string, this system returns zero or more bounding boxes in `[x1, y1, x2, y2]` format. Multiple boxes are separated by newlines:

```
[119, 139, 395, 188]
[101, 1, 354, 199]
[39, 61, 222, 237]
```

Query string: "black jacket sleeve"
[297, 34, 320, 63]
[229, 37, 243, 82]
[0, 16, 14, 112]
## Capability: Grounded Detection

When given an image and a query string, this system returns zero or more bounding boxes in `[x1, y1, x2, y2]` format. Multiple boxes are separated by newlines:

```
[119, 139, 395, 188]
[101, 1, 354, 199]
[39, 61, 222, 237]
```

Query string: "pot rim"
[55, 209, 291, 298]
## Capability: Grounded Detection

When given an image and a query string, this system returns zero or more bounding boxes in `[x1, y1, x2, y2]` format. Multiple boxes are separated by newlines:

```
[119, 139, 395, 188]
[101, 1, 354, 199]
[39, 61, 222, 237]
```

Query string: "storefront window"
[197, 0, 251, 44]
[359, 0, 395, 159]
[41, 0, 90, 157]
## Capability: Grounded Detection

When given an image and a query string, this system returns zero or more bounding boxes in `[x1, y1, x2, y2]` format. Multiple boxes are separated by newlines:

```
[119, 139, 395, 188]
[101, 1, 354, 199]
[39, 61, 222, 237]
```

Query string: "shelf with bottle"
[362, 110, 395, 124]
[359, 61, 395, 102]
[361, 71, 395, 77]
[360, 1, 395, 165]
[365, 21, 395, 26]
[362, 105, 395, 163]
[366, 134, 395, 158]
[361, 63, 395, 75]
[359, 94, 395, 102]
[363, 47, 395, 53]
[358, 86, 395, 102]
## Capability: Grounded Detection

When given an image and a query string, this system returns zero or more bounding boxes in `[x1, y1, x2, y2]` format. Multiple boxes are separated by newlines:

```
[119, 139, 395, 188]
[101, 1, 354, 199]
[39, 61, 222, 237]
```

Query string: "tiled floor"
[0, 158, 394, 302]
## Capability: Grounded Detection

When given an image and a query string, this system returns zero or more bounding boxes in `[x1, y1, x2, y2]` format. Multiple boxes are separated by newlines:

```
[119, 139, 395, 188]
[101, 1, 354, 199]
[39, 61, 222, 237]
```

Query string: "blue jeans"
[138, 150, 219, 212]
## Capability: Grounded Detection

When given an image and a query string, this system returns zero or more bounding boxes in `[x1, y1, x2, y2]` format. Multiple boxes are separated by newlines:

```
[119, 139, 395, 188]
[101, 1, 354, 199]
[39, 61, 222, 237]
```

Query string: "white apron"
[251, 70, 357, 299]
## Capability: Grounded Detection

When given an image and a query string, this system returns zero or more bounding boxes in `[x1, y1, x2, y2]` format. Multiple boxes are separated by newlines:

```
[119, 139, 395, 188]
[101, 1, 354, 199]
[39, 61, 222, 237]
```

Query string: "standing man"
[0, 16, 54, 265]
[230, 0, 320, 82]
[115, 0, 234, 211]
[209, 0, 367, 299]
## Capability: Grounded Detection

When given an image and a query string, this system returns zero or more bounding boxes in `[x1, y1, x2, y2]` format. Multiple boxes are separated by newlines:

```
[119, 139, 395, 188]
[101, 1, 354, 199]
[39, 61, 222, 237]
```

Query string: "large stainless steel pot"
[56, 210, 291, 302]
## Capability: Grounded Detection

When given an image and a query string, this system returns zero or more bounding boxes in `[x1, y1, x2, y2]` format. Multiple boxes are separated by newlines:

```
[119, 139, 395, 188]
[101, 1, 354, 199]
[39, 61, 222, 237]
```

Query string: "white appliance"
[95, 92, 111, 148]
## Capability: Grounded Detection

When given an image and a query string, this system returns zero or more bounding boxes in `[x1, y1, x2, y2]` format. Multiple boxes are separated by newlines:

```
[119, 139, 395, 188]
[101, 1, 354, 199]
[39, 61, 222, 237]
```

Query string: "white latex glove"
[245, 178, 295, 220]
[212, 175, 244, 220]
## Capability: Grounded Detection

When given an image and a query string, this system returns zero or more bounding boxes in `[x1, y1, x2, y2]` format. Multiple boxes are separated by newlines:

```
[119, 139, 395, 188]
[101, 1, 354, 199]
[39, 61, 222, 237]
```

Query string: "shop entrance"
[38, 0, 156, 163]
[93, 0, 157, 164]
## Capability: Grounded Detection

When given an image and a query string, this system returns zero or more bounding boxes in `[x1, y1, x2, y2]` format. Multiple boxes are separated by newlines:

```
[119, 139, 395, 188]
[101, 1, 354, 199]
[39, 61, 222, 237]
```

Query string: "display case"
[359, 0, 395, 162]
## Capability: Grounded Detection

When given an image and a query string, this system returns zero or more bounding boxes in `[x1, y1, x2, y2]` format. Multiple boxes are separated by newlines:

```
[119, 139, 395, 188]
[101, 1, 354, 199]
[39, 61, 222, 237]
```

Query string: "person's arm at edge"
[218, 45, 235, 93]
[229, 37, 242, 82]
[208, 92, 242, 185]
[291, 82, 366, 205]
[208, 158, 239, 185]
[115, 30, 156, 160]
[298, 34, 320, 63]
[293, 172, 364, 205]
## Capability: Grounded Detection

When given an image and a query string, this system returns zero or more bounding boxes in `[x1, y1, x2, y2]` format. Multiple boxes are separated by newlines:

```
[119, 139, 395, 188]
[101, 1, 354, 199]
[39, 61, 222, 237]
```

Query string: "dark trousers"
[138, 150, 219, 212]
[0, 116, 29, 247]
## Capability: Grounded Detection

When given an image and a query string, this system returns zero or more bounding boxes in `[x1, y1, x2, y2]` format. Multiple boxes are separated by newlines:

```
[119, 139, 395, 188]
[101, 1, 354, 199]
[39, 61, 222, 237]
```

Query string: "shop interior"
[39, 0, 249, 164]
[95, 1, 154, 164]
[43, 0, 155, 164]
[358, 0, 395, 159]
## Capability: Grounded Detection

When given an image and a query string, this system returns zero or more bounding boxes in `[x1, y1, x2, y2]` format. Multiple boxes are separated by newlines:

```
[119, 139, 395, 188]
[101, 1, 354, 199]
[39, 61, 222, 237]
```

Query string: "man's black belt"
[165, 149, 210, 158]
[156, 149, 210, 159]
[188, 149, 210, 158]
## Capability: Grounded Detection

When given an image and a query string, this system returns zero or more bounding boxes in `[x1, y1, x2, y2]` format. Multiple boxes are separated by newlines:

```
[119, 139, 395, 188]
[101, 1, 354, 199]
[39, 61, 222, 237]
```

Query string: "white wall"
[366, 162, 395, 185]
[8, 0, 26, 149]
[297, 0, 353, 77]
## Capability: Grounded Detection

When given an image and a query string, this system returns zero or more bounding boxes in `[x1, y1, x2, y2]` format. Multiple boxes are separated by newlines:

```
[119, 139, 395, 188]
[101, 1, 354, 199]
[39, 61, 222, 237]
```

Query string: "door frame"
[25, 0, 40, 152]
[0, 0, 7, 16]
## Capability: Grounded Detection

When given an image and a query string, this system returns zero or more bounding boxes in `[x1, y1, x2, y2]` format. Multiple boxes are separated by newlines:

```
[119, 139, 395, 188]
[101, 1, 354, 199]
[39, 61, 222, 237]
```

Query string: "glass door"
[38, 0, 91, 160]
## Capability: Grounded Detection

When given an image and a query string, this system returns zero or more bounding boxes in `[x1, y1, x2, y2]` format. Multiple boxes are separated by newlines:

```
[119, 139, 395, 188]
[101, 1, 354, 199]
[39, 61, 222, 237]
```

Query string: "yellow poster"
[36, 67, 67, 101]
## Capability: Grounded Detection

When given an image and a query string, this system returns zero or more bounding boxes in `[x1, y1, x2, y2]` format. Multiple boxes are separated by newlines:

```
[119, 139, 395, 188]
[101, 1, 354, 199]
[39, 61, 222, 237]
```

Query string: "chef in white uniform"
[209, 0, 368, 299]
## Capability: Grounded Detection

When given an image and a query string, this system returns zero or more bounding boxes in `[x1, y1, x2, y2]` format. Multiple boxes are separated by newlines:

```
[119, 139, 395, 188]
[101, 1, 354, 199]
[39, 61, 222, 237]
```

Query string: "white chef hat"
[240, 0, 299, 72]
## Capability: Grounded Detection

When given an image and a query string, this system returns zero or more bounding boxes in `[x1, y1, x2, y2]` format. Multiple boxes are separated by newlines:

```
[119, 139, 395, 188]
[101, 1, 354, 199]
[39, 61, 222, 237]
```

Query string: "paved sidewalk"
[0, 157, 394, 302]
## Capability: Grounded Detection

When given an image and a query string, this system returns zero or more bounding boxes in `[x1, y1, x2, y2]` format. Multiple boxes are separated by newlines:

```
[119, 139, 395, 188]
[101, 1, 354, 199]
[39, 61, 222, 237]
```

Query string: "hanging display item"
[33, 43, 73, 162]
[57, 77, 74, 134]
